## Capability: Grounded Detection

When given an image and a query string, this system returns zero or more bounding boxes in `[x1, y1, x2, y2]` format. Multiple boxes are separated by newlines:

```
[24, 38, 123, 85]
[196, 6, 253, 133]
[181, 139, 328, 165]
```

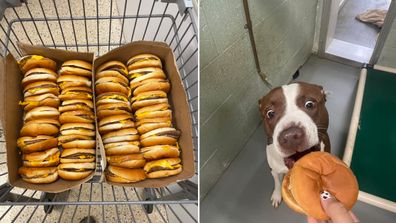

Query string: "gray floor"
[334, 0, 390, 48]
[201, 56, 396, 223]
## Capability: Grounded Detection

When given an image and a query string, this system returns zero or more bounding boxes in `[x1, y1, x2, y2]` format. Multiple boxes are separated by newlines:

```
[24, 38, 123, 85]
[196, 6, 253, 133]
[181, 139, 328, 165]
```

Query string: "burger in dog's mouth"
[283, 144, 320, 169]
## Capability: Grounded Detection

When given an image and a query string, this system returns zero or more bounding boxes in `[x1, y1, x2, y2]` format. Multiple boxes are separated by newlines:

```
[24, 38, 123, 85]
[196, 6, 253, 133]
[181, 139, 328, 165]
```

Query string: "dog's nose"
[278, 126, 305, 150]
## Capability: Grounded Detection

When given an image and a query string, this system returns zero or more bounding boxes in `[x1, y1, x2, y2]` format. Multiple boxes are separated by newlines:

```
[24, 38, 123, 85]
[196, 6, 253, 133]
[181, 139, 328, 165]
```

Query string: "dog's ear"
[315, 84, 328, 103]
[323, 90, 331, 102]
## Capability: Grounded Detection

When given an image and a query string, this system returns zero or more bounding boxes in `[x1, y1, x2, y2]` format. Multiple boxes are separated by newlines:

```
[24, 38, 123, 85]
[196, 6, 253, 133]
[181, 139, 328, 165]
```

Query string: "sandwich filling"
[145, 160, 181, 173]
[127, 57, 160, 65]
[62, 65, 92, 72]
[62, 153, 95, 159]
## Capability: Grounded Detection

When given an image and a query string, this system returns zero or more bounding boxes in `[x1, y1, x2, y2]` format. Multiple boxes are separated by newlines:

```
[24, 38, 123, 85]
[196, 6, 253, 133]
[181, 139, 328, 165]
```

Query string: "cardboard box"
[94, 41, 195, 187]
[4, 43, 97, 193]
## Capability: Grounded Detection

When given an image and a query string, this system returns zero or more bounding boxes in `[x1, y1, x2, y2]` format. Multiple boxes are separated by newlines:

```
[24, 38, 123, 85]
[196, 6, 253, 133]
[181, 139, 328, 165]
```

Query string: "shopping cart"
[0, 0, 198, 222]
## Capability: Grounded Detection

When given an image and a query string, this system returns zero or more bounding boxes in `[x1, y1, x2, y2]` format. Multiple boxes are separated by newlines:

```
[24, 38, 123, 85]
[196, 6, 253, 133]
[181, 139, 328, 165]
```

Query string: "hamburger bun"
[59, 99, 94, 112]
[96, 61, 128, 77]
[60, 148, 95, 163]
[96, 92, 130, 106]
[131, 90, 168, 110]
[59, 60, 92, 77]
[128, 67, 166, 83]
[97, 102, 132, 119]
[22, 147, 60, 167]
[57, 75, 92, 89]
[106, 165, 146, 183]
[20, 93, 60, 111]
[134, 103, 171, 121]
[24, 106, 60, 122]
[59, 86, 93, 101]
[282, 152, 359, 220]
[18, 55, 57, 74]
[96, 70, 129, 85]
[98, 114, 135, 134]
[133, 79, 170, 95]
[58, 162, 95, 180]
[17, 135, 58, 153]
[20, 119, 60, 137]
[144, 158, 182, 179]
[136, 118, 172, 134]
[106, 153, 146, 168]
[95, 76, 130, 96]
[60, 123, 95, 137]
[102, 128, 139, 144]
[59, 110, 95, 124]
[141, 145, 180, 160]
[18, 166, 58, 184]
[23, 81, 59, 97]
[135, 110, 172, 121]
[58, 135, 96, 149]
[104, 141, 140, 155]
[127, 54, 162, 70]
[140, 127, 180, 147]
[22, 68, 58, 87]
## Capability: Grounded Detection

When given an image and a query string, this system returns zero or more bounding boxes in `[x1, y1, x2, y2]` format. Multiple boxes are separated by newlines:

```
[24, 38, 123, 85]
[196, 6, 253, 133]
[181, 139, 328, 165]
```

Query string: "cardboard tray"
[4, 43, 97, 193]
[94, 41, 195, 187]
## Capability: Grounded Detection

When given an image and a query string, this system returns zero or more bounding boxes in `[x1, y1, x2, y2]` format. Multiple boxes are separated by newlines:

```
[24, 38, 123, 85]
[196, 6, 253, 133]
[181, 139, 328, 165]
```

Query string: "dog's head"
[259, 82, 328, 158]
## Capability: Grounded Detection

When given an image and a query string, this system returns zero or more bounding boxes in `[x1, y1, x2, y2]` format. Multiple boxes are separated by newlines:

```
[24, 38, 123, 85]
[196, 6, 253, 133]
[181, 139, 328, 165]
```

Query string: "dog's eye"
[305, 100, 315, 109]
[266, 110, 275, 119]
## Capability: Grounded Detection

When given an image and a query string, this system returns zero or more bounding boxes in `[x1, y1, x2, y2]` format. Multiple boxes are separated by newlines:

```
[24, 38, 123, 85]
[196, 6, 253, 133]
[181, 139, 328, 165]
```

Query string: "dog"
[258, 82, 330, 207]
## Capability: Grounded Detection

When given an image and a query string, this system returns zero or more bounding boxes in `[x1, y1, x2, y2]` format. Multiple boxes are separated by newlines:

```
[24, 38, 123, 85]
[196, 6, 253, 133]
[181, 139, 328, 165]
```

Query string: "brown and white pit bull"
[258, 82, 330, 207]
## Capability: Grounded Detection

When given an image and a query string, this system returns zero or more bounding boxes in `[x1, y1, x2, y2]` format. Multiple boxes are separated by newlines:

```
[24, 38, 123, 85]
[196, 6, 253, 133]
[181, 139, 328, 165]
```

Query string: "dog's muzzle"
[278, 125, 306, 153]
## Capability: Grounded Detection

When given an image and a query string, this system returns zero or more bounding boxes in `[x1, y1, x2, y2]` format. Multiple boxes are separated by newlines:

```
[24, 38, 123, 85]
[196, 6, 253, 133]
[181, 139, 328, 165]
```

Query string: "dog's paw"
[271, 190, 282, 208]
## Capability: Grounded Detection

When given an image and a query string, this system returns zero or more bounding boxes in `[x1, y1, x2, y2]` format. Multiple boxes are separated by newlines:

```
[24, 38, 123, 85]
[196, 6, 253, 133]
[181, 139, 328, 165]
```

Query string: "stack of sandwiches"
[127, 54, 182, 179]
[15, 53, 184, 185]
[57, 60, 96, 181]
[17, 55, 61, 184]
[95, 61, 147, 183]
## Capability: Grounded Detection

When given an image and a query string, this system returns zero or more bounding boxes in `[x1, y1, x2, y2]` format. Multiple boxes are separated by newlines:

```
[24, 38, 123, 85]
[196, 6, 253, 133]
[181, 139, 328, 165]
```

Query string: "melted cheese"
[119, 120, 129, 124]
[152, 160, 173, 170]
[18, 55, 44, 65]
[162, 145, 172, 151]
[130, 73, 143, 79]
[64, 92, 92, 99]
[133, 94, 156, 101]
[59, 83, 67, 88]
[19, 101, 39, 106]
[29, 161, 42, 165]
[136, 108, 167, 118]
[146, 159, 179, 171]
[28, 88, 44, 93]
[102, 95, 127, 102]
[31, 55, 44, 60]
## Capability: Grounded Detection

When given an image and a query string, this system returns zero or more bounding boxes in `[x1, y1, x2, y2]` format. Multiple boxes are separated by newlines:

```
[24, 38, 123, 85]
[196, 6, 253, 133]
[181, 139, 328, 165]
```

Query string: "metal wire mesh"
[0, 0, 198, 222]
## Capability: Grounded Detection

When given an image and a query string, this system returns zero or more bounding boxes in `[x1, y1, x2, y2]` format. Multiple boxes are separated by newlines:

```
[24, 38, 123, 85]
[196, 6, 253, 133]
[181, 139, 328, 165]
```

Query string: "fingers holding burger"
[281, 152, 359, 220]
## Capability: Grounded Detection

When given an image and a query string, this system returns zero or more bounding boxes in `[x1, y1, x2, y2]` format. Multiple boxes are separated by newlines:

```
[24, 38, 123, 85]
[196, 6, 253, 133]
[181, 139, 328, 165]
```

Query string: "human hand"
[307, 191, 359, 223]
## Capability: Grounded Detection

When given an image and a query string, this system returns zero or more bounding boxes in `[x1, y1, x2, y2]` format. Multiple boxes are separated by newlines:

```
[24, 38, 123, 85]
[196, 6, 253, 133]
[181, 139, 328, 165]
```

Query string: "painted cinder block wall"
[378, 17, 396, 68]
[200, 0, 318, 199]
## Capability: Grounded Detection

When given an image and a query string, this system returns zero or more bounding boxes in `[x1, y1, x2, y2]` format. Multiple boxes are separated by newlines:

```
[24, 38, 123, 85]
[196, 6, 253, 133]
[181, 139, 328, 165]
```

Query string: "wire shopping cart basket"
[0, 0, 198, 222]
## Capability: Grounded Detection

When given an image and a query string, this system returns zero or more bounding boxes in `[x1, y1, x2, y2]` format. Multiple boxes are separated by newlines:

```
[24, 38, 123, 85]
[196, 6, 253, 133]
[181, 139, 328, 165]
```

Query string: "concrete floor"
[334, 0, 391, 49]
[201, 56, 396, 223]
